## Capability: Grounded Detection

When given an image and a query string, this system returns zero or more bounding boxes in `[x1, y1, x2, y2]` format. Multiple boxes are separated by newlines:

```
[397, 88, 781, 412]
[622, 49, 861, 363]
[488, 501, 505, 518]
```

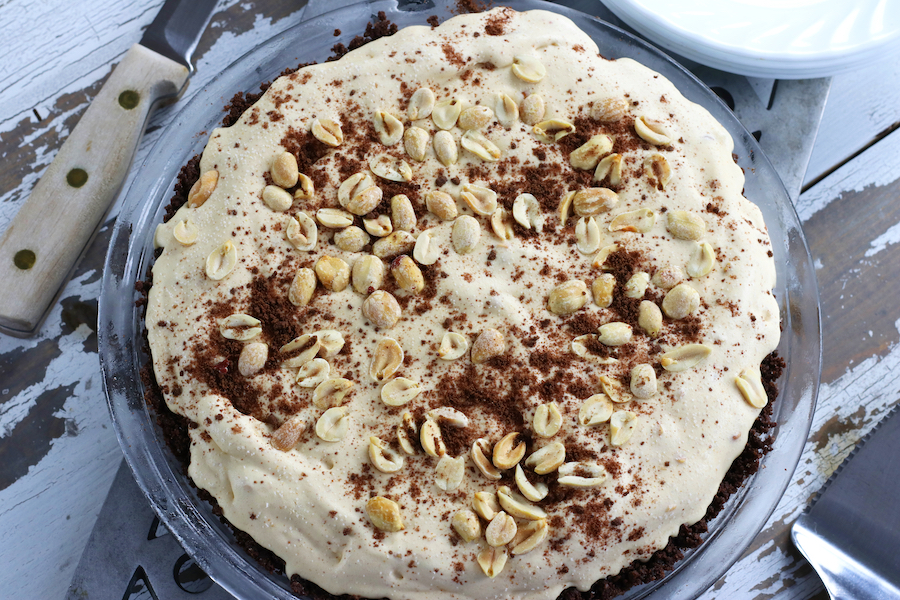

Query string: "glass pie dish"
[98, 1, 822, 598]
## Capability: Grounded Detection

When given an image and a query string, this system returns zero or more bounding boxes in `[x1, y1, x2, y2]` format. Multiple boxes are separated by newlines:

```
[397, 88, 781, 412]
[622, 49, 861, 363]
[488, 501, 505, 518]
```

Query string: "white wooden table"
[1, 1, 899, 598]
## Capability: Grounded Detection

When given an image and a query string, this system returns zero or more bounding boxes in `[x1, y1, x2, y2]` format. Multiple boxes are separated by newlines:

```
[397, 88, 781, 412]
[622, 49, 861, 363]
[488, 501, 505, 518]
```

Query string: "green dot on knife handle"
[118, 90, 140, 109]
[14, 249, 36, 270]
[67, 168, 88, 188]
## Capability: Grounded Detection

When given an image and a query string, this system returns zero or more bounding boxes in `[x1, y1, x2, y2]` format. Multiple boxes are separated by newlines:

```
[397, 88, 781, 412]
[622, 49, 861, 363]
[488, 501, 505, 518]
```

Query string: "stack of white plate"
[602, 0, 900, 78]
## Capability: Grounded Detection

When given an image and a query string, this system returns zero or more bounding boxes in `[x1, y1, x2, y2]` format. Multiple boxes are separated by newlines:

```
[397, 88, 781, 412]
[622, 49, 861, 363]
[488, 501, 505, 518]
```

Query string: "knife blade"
[141, 0, 218, 74]
[792, 404, 900, 600]
[0, 0, 218, 338]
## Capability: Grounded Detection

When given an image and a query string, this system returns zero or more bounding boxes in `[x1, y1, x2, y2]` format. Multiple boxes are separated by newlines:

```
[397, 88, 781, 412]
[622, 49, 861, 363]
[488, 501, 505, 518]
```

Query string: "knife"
[792, 404, 900, 600]
[0, 0, 218, 338]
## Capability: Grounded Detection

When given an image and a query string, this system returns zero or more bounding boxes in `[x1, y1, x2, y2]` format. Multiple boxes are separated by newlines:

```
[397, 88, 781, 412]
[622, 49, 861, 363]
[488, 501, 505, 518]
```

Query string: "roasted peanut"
[362, 290, 402, 328]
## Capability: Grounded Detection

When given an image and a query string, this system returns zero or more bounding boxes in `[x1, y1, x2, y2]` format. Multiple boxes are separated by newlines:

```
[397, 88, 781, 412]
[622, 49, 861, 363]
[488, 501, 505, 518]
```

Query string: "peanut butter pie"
[146, 7, 781, 600]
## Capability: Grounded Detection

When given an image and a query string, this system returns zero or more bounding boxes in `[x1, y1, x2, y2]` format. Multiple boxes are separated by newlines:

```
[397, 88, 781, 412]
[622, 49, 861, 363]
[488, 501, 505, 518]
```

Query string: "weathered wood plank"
[804, 55, 900, 188]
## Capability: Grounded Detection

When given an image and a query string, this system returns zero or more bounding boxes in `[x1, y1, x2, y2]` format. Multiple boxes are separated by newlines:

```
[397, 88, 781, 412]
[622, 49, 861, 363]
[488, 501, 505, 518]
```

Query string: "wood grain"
[804, 176, 900, 383]
[804, 56, 900, 188]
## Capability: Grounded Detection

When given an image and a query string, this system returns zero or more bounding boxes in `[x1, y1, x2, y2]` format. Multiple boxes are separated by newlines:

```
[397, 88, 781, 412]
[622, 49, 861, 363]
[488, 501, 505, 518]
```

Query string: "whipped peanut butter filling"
[147, 8, 780, 600]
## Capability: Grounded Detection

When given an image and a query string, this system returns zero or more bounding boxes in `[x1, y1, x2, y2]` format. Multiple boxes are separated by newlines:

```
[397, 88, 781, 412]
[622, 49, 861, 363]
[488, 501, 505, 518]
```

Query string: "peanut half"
[315, 406, 350, 442]
[296, 358, 330, 388]
[373, 111, 404, 146]
[472, 438, 502, 480]
[205, 240, 238, 280]
[736, 365, 767, 408]
[558, 462, 608, 488]
[610, 410, 638, 445]
[369, 436, 405, 473]
[521, 94, 545, 125]
[311, 118, 343, 147]
[532, 402, 562, 438]
[370, 337, 404, 381]
[461, 131, 501, 162]
[408, 87, 435, 120]
[452, 215, 481, 254]
[439, 332, 469, 360]
[352, 256, 385, 295]
[288, 267, 316, 306]
[187, 170, 218, 208]
[548, 280, 588, 315]
[515, 465, 549, 502]
[473, 491, 501, 521]
[497, 485, 547, 520]
[435, 455, 465, 491]
[262, 185, 293, 212]
[238, 342, 268, 377]
[629, 364, 656, 399]
[312, 377, 353, 409]
[381, 377, 421, 407]
[219, 314, 262, 341]
[271, 416, 306, 451]
[524, 442, 565, 475]
[510, 519, 549, 555]
[285, 213, 318, 251]
[493, 432, 526, 470]
[485, 511, 517, 546]
[511, 55, 546, 83]
[391, 194, 416, 231]
[477, 546, 508, 578]
[590, 97, 629, 122]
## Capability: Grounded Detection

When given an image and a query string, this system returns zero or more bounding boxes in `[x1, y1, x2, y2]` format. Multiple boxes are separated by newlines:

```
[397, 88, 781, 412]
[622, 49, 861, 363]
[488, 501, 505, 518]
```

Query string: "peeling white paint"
[864, 220, 900, 257]
[0, 269, 99, 435]
[799, 127, 900, 222]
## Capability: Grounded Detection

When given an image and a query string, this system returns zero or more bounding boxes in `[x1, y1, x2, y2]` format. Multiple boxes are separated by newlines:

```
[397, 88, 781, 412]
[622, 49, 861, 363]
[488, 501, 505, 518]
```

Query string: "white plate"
[602, 0, 900, 78]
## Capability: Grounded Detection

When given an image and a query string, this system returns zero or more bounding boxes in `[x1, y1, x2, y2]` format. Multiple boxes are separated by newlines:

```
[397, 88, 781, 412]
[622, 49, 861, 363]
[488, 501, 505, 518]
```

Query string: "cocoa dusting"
[435, 365, 526, 431]
[565, 312, 602, 335]
[484, 10, 510, 35]
[442, 43, 465, 68]
[441, 422, 475, 457]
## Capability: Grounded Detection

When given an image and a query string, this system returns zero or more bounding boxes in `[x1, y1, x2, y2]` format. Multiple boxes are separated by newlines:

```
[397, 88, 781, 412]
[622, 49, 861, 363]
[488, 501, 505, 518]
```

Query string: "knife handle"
[0, 44, 189, 336]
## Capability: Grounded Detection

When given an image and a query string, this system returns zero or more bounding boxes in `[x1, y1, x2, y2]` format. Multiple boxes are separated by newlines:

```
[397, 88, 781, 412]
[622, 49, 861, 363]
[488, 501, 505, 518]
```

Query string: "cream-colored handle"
[0, 44, 189, 336]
